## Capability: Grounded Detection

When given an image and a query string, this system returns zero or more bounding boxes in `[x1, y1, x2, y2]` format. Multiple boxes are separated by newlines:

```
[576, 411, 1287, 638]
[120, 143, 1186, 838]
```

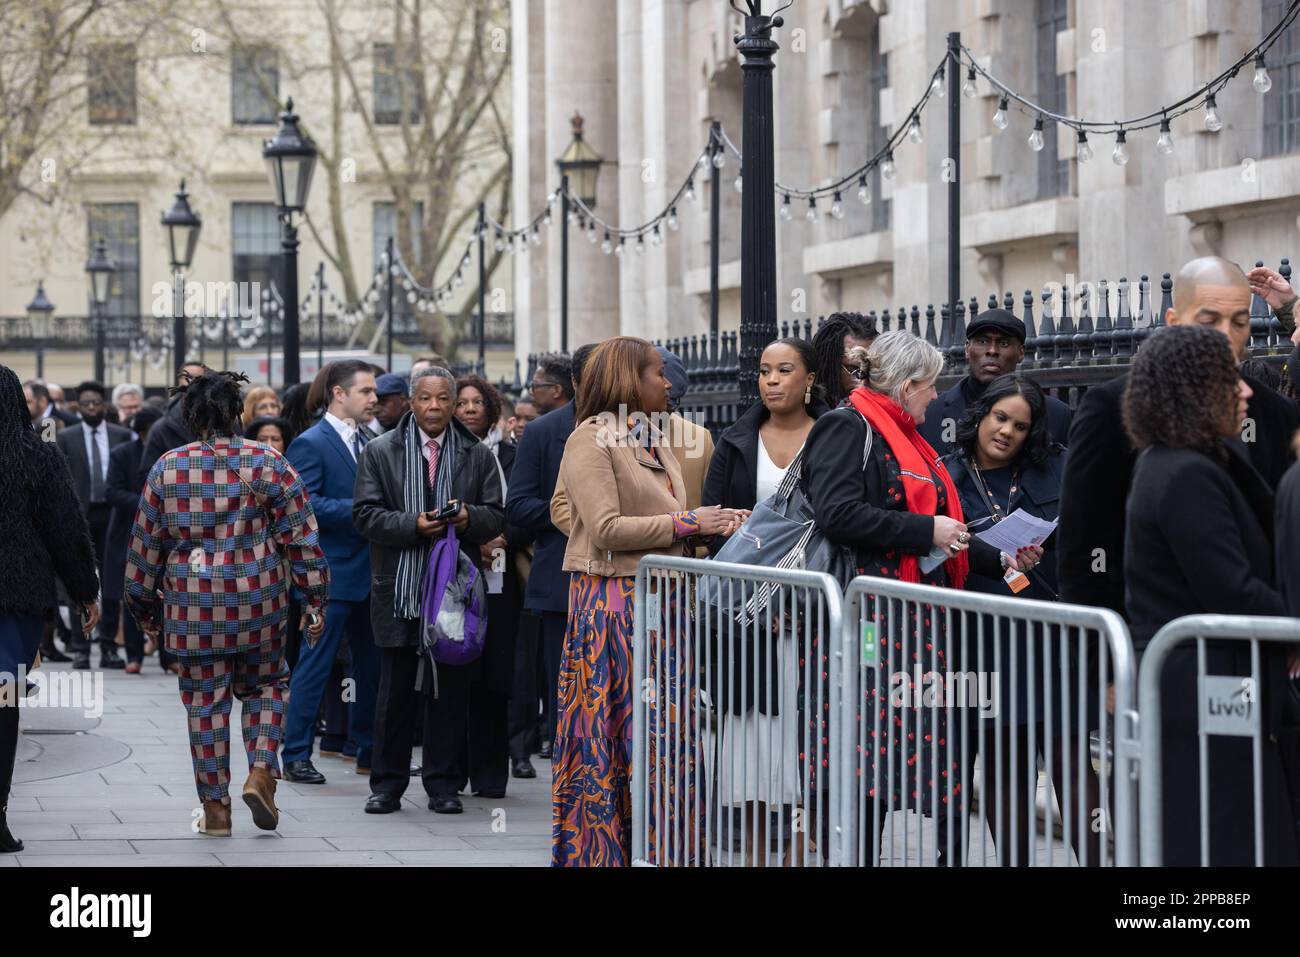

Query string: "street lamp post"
[86, 237, 117, 384]
[27, 282, 54, 380]
[555, 111, 602, 355]
[263, 97, 318, 387]
[161, 179, 202, 382]
[734, 0, 788, 407]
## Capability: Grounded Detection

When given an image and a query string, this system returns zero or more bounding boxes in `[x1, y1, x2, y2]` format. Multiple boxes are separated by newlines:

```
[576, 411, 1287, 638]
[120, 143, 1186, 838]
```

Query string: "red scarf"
[848, 387, 968, 589]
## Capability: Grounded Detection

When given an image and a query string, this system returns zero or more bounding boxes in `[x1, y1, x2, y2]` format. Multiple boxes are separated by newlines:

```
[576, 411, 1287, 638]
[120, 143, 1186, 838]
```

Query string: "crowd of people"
[1, 254, 1299, 867]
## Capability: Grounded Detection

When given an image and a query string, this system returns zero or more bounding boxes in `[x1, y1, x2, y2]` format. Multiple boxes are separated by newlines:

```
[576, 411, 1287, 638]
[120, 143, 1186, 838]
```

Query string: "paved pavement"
[4, 658, 551, 867]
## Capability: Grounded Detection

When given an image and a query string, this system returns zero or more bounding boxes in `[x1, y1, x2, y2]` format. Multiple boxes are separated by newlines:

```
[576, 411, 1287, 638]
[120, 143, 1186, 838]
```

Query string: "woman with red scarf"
[799, 330, 1040, 865]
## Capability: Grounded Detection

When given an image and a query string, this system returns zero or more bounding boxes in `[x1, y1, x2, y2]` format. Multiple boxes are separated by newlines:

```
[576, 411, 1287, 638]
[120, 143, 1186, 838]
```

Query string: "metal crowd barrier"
[1137, 614, 1300, 867]
[840, 577, 1138, 867]
[631, 556, 846, 867]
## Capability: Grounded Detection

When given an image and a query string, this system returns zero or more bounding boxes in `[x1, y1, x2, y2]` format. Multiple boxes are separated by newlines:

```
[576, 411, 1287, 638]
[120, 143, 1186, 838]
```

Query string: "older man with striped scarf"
[353, 367, 505, 815]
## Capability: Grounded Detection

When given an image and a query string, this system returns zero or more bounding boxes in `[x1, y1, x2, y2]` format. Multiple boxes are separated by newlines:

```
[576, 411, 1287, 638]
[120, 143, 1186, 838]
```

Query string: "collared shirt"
[83, 421, 110, 485]
[324, 410, 363, 462]
[417, 424, 447, 468]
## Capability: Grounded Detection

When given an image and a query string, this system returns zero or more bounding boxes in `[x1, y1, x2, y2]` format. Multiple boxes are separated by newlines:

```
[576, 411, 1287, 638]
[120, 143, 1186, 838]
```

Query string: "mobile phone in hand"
[433, 499, 461, 522]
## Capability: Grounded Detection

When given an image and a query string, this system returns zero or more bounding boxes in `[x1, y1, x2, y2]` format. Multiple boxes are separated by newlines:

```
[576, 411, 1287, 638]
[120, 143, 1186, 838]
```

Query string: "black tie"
[352, 428, 368, 460]
[90, 427, 105, 503]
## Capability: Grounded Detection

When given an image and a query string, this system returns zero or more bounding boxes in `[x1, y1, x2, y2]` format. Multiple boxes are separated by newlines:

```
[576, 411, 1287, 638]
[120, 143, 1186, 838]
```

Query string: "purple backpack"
[419, 524, 488, 666]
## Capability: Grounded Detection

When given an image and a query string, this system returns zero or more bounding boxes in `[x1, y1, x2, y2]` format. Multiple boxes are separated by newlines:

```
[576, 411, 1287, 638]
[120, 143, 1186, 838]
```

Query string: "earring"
[804, 385, 812, 404]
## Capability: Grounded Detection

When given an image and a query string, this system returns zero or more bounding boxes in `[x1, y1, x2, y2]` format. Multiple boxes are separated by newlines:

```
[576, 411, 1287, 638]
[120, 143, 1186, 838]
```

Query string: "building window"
[87, 43, 136, 125]
[1263, 0, 1300, 157]
[232, 202, 281, 306]
[373, 202, 424, 325]
[374, 44, 423, 125]
[87, 204, 140, 318]
[232, 47, 279, 125]
[866, 46, 891, 232]
[1035, 0, 1070, 199]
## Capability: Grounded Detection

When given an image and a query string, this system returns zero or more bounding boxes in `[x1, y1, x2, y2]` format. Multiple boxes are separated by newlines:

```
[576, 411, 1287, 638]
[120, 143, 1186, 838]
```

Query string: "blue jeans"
[282, 597, 379, 765]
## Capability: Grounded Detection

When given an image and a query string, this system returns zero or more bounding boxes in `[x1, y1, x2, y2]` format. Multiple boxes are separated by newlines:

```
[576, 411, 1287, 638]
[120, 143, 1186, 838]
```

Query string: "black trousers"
[508, 612, 543, 761]
[539, 611, 566, 744]
[70, 504, 117, 655]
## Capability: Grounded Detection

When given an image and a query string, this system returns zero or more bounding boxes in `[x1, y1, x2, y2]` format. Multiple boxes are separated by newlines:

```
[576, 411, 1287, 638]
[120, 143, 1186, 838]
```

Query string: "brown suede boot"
[242, 767, 279, 831]
[198, 800, 231, 837]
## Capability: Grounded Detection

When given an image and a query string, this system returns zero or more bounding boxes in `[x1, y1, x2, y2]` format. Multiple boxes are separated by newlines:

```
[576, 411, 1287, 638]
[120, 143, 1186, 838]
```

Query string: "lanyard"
[971, 462, 1020, 522]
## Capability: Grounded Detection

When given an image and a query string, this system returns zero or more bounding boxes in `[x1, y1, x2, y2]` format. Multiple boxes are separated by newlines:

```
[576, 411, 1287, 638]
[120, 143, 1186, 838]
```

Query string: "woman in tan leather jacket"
[549, 336, 735, 867]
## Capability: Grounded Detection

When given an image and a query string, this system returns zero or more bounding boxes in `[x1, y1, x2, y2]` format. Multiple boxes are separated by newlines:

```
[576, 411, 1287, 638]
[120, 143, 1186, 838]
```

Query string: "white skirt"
[715, 635, 803, 807]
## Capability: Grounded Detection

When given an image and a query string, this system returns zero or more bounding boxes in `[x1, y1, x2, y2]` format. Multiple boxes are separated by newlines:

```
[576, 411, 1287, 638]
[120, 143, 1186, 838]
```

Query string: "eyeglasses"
[530, 379, 561, 392]
[841, 362, 865, 381]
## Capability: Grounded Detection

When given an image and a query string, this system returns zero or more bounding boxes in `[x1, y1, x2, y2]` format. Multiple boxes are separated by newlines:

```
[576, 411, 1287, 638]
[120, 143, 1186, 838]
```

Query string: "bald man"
[1057, 256, 1300, 618]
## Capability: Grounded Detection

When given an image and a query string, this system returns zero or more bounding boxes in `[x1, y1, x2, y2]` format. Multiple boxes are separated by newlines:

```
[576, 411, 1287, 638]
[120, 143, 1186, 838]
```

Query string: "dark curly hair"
[244, 414, 294, 448]
[455, 373, 502, 432]
[171, 369, 250, 439]
[954, 374, 1056, 468]
[1123, 325, 1241, 457]
[812, 311, 878, 408]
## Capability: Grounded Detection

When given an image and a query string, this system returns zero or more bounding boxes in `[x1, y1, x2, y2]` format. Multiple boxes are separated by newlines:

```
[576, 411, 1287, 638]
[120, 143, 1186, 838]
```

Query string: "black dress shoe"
[429, 795, 463, 814]
[365, 793, 402, 814]
[39, 641, 71, 663]
[283, 759, 326, 784]
[99, 649, 126, 670]
[475, 788, 506, 799]
[512, 759, 537, 779]
[71, 653, 90, 670]
[537, 740, 553, 760]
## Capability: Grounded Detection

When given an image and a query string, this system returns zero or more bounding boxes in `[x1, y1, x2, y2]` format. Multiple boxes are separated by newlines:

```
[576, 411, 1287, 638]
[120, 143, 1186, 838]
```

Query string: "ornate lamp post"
[262, 97, 318, 386]
[555, 110, 602, 354]
[161, 179, 202, 381]
[85, 237, 117, 383]
[27, 282, 54, 380]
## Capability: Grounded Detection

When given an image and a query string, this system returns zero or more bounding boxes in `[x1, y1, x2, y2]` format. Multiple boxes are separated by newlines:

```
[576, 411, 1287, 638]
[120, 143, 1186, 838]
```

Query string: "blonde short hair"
[849, 330, 944, 406]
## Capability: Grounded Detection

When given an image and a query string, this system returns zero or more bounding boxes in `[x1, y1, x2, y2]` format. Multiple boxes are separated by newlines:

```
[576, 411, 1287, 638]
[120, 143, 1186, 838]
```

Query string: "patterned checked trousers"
[172, 634, 289, 804]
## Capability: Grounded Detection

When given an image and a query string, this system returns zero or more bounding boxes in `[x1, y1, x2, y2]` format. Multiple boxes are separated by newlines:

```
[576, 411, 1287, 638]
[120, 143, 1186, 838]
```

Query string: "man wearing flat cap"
[918, 308, 1073, 456]
[372, 373, 411, 434]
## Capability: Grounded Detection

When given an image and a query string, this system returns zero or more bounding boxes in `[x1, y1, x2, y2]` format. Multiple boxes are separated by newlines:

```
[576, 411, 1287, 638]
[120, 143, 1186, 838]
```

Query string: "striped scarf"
[394, 411, 458, 620]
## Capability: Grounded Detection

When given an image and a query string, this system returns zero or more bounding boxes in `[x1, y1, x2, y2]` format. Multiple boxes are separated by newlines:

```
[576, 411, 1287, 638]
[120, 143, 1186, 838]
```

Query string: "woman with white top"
[701, 337, 828, 865]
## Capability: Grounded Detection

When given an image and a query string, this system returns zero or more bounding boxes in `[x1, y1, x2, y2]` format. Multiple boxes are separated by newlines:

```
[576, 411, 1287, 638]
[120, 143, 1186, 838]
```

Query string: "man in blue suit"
[282, 360, 381, 784]
[504, 347, 594, 760]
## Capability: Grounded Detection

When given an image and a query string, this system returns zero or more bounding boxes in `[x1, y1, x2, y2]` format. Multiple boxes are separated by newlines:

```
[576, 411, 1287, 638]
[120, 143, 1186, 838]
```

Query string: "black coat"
[1057, 370, 1299, 618]
[137, 397, 196, 489]
[918, 375, 1073, 457]
[1278, 460, 1300, 617]
[504, 402, 575, 615]
[1125, 442, 1297, 865]
[102, 439, 144, 603]
[55, 420, 134, 511]
[352, 412, 505, 649]
[0, 440, 100, 617]
[701, 398, 831, 555]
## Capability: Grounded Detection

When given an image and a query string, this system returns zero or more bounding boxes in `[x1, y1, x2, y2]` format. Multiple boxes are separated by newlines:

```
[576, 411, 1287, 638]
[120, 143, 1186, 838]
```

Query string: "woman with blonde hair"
[242, 384, 281, 428]
[550, 336, 737, 867]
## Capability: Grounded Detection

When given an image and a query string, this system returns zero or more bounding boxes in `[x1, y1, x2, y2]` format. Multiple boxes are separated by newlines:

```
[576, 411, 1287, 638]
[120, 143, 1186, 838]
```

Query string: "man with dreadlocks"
[810, 311, 878, 409]
[125, 370, 329, 837]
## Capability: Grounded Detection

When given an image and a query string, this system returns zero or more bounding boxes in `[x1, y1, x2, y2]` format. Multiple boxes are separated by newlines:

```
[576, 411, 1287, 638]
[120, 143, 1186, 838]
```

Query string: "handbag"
[419, 524, 488, 666]
[705, 409, 872, 625]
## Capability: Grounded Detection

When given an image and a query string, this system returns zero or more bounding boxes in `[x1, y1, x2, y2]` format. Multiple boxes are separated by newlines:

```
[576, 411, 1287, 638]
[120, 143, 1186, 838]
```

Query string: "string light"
[1028, 116, 1045, 152]
[992, 95, 1010, 130]
[830, 192, 844, 220]
[602, 232, 613, 254]
[712, 149, 726, 170]
[1076, 129, 1093, 163]
[881, 150, 896, 180]
[857, 175, 871, 205]
[667, 207, 679, 231]
[779, 193, 792, 220]
[1254, 54, 1273, 93]
[930, 63, 946, 97]
[734, 173, 743, 193]
[1157, 116, 1174, 155]
[962, 65, 978, 99]
[1204, 93, 1223, 132]
[805, 196, 818, 223]
[685, 177, 696, 202]
[907, 115, 924, 144]
[1111, 129, 1129, 166]
[650, 225, 663, 246]
[614, 237, 625, 258]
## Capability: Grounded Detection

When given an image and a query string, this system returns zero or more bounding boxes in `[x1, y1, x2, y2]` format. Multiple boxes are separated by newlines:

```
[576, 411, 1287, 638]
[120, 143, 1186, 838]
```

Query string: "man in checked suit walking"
[282, 360, 381, 784]
[55, 381, 133, 670]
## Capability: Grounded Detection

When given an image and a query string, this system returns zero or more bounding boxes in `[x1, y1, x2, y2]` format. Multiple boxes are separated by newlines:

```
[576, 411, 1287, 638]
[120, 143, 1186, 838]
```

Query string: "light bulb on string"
[587, 224, 599, 244]
[1112, 129, 1129, 166]
[685, 178, 696, 202]
[635, 235, 646, 254]
[930, 63, 945, 98]
[494, 231, 505, 251]
[881, 150, 896, 180]
[1076, 129, 1093, 163]
[1156, 116, 1174, 155]
[1204, 92, 1223, 132]
[734, 173, 743, 193]
[543, 209, 552, 227]
[698, 152, 711, 171]
[614, 238, 625, 258]
[531, 226, 542, 245]
[1028, 116, 1045, 152]
[650, 225, 663, 246]
[831, 192, 844, 220]
[805, 197, 818, 223]
[601, 232, 613, 254]
[712, 149, 726, 170]
[908, 115, 923, 145]
[406, 290, 417, 304]
[667, 207, 679, 231]
[566, 209, 576, 225]
[857, 175, 872, 205]
[992, 95, 1010, 130]
[779, 193, 793, 220]
[962, 66, 978, 99]
[1254, 54, 1272, 94]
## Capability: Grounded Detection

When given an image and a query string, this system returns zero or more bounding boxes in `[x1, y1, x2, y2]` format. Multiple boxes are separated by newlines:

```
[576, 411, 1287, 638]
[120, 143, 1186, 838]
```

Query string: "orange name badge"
[1004, 567, 1030, 594]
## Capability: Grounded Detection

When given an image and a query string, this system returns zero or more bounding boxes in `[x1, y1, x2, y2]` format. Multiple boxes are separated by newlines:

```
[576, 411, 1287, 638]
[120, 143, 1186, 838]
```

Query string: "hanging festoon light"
[805, 196, 819, 223]
[635, 234, 646, 254]
[494, 230, 505, 251]
[881, 149, 896, 180]
[531, 225, 542, 245]
[1076, 129, 1093, 163]
[962, 65, 978, 99]
[698, 152, 711, 171]
[778, 193, 792, 220]
[712, 148, 726, 170]
[1204, 92, 1223, 132]
[666, 207, 679, 231]
[614, 237, 626, 258]
[602, 231, 613, 254]
[684, 177, 696, 202]
[734, 171, 743, 193]
[930, 62, 945, 97]
[1254, 54, 1272, 94]
[908, 114, 924, 144]
[587, 222, 599, 243]
[1111, 129, 1130, 166]
[1028, 116, 1045, 151]
[992, 95, 1010, 130]
[857, 174, 871, 205]
[650, 225, 663, 246]
[831, 192, 845, 219]
[1156, 115, 1175, 155]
